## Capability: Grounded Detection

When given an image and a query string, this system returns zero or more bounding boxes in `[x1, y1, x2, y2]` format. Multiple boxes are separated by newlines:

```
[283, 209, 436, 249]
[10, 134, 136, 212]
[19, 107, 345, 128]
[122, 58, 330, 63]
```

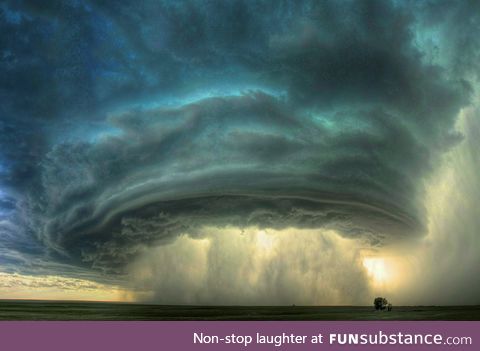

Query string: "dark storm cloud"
[0, 0, 477, 279]
[415, 0, 480, 78]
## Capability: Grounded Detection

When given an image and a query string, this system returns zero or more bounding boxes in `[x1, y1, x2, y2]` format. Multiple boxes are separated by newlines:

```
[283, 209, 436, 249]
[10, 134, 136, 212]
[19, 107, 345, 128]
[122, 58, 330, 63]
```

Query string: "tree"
[374, 297, 388, 310]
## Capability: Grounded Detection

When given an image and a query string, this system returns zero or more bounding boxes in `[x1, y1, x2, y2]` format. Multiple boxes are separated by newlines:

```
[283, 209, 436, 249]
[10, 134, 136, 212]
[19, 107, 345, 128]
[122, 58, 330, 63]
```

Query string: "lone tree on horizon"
[374, 297, 389, 310]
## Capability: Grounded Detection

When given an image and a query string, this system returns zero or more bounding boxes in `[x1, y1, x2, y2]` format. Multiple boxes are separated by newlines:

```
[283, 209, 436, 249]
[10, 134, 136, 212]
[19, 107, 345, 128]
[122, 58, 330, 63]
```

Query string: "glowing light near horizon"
[0, 272, 130, 302]
[362, 257, 389, 286]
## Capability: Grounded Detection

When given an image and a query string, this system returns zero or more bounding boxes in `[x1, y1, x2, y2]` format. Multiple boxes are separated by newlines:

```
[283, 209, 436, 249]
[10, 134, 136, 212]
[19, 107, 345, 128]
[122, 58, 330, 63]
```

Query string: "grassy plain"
[0, 300, 479, 320]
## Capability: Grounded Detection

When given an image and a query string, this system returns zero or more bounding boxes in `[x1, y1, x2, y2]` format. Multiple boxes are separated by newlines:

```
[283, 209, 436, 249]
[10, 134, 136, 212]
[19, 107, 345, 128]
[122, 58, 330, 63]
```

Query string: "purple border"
[0, 321, 478, 351]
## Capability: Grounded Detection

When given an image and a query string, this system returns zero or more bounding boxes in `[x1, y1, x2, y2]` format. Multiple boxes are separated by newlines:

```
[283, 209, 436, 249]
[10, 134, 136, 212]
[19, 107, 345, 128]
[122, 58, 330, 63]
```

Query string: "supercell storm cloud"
[0, 0, 479, 304]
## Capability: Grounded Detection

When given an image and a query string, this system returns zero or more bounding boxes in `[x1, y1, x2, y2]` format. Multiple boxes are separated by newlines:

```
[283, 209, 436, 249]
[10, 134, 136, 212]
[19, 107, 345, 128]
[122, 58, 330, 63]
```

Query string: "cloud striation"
[0, 0, 479, 304]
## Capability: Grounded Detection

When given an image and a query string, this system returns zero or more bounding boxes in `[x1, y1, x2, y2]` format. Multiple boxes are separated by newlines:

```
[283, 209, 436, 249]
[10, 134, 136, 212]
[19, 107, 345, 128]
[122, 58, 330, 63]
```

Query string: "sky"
[0, 0, 479, 305]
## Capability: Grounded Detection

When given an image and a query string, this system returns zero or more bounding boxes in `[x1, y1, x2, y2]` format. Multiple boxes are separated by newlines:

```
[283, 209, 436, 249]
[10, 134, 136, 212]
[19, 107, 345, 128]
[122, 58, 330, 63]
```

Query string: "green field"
[0, 300, 479, 320]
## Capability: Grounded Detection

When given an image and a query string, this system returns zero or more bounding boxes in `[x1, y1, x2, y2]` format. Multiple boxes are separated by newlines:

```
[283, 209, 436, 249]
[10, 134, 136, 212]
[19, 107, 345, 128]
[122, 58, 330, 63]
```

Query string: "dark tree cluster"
[374, 297, 392, 311]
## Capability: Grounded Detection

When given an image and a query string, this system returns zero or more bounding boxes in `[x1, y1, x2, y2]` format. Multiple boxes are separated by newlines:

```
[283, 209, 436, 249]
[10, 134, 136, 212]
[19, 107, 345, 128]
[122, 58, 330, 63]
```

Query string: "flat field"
[0, 301, 479, 320]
